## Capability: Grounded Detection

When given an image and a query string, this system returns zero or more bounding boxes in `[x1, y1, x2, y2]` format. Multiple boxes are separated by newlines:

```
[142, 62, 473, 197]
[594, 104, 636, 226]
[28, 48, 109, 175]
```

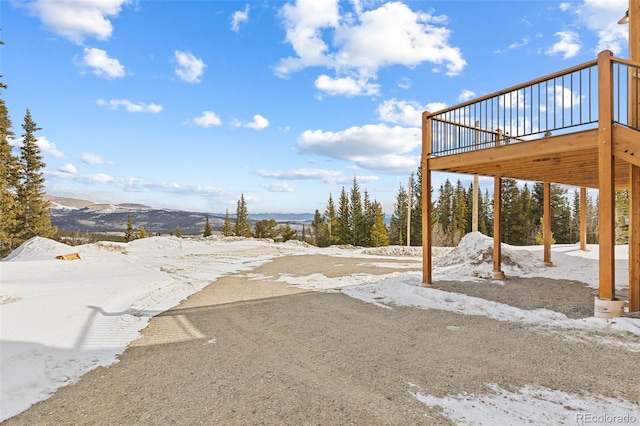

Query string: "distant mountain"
[45, 195, 313, 236]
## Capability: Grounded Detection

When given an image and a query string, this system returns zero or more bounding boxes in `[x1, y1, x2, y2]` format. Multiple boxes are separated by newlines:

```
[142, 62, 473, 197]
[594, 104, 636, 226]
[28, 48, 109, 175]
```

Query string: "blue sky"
[1, 0, 630, 214]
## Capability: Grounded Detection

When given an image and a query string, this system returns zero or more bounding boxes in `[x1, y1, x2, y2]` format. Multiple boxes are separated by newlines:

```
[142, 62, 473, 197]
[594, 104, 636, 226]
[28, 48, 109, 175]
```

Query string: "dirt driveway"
[4, 254, 639, 425]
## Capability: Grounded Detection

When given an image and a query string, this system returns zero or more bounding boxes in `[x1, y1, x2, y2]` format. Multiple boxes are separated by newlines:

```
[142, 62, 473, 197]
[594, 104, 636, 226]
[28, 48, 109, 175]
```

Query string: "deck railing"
[428, 54, 640, 156]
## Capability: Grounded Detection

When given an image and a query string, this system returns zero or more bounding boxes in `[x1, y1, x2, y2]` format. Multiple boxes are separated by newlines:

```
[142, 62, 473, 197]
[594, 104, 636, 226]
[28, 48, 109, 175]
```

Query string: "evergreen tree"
[336, 187, 350, 244]
[615, 189, 630, 244]
[349, 177, 365, 245]
[0, 73, 20, 256]
[569, 190, 581, 244]
[451, 179, 468, 245]
[410, 169, 423, 246]
[434, 180, 454, 245]
[15, 109, 55, 243]
[311, 209, 330, 247]
[501, 178, 521, 245]
[203, 215, 213, 237]
[175, 226, 182, 238]
[324, 193, 339, 245]
[137, 226, 148, 239]
[389, 183, 408, 245]
[480, 188, 493, 236]
[235, 194, 252, 237]
[222, 209, 234, 237]
[254, 219, 278, 239]
[369, 201, 389, 247]
[278, 224, 297, 242]
[125, 213, 135, 242]
[361, 190, 373, 247]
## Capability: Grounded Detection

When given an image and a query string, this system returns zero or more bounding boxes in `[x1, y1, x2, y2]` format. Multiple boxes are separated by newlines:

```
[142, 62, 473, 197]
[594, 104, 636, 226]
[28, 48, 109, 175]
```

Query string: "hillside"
[45, 195, 312, 236]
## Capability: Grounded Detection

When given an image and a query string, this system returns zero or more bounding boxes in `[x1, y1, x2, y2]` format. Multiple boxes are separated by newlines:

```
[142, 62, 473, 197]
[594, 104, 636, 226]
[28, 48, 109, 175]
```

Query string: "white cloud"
[174, 50, 206, 83]
[192, 111, 222, 127]
[546, 31, 581, 59]
[262, 182, 294, 192]
[245, 114, 269, 130]
[315, 74, 380, 97]
[231, 4, 250, 32]
[25, 0, 129, 44]
[257, 168, 377, 185]
[276, 0, 466, 97]
[297, 123, 420, 173]
[559, 3, 571, 12]
[75, 47, 125, 79]
[80, 152, 112, 165]
[10, 136, 65, 158]
[97, 99, 163, 113]
[458, 89, 476, 102]
[377, 99, 445, 126]
[58, 163, 77, 174]
[572, 0, 628, 55]
[397, 77, 411, 89]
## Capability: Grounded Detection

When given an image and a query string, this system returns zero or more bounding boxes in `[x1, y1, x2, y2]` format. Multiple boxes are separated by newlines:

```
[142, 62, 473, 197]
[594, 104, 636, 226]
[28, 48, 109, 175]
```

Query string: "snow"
[1, 232, 638, 423]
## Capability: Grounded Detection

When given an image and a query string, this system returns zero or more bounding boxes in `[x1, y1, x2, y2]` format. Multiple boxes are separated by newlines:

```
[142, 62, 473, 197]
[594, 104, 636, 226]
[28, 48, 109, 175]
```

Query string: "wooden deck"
[422, 49, 640, 314]
[428, 126, 638, 189]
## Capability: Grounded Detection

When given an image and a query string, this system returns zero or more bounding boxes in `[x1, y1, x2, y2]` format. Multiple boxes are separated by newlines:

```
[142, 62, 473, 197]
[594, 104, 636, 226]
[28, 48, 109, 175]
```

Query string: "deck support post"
[492, 130, 504, 280]
[630, 164, 640, 312]
[422, 111, 433, 285]
[543, 182, 552, 266]
[597, 50, 616, 300]
[627, 0, 640, 312]
[580, 187, 587, 251]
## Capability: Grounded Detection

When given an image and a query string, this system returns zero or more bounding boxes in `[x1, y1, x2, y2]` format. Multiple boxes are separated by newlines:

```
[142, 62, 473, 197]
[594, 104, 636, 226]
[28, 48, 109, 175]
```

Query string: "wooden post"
[472, 121, 480, 233]
[422, 111, 433, 285]
[630, 164, 640, 311]
[580, 187, 587, 251]
[628, 0, 640, 312]
[597, 50, 616, 300]
[543, 182, 552, 266]
[492, 129, 504, 279]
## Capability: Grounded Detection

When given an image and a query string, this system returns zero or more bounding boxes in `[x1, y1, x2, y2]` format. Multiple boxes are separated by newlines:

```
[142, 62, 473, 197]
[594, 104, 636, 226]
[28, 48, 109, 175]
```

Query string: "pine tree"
[369, 201, 389, 247]
[434, 180, 454, 245]
[451, 179, 468, 245]
[0, 74, 20, 256]
[203, 215, 213, 237]
[311, 209, 330, 247]
[175, 226, 182, 238]
[278, 224, 297, 242]
[349, 177, 365, 245]
[137, 226, 148, 239]
[336, 187, 350, 244]
[361, 190, 373, 247]
[125, 213, 135, 242]
[615, 189, 630, 244]
[222, 209, 234, 237]
[389, 183, 408, 245]
[410, 169, 423, 246]
[324, 194, 339, 245]
[15, 109, 55, 243]
[235, 194, 251, 237]
[254, 219, 278, 239]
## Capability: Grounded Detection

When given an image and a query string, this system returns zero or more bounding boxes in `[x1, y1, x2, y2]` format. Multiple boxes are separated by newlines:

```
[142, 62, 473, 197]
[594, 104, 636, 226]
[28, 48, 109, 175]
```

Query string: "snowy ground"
[1, 233, 638, 424]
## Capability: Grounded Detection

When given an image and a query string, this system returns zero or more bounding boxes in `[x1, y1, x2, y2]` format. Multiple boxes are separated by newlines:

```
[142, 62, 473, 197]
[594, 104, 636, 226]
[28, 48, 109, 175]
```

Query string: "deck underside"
[428, 126, 640, 189]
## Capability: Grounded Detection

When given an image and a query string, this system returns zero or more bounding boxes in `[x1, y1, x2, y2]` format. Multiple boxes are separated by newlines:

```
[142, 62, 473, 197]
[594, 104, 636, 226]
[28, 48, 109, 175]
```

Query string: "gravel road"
[4, 254, 639, 425]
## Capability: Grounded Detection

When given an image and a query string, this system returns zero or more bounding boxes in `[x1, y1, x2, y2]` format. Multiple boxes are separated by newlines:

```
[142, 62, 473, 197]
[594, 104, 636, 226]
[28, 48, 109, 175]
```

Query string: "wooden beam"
[422, 111, 433, 285]
[597, 50, 616, 300]
[580, 187, 587, 251]
[630, 164, 640, 312]
[429, 129, 598, 171]
[613, 125, 640, 168]
[543, 182, 552, 265]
